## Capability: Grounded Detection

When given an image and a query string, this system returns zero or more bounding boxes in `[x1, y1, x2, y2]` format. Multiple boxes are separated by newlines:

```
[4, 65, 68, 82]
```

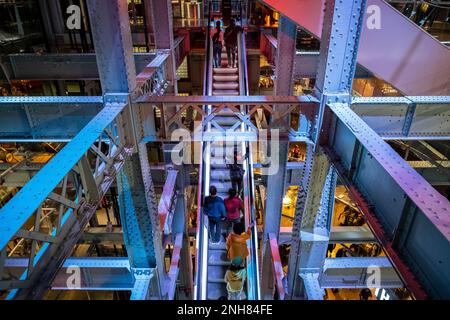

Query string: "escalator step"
[213, 75, 239, 82]
[213, 82, 239, 90]
[213, 68, 238, 74]
[213, 90, 239, 96]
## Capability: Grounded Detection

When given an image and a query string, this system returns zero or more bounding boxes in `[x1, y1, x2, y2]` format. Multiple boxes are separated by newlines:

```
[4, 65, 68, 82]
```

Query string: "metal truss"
[142, 95, 318, 142]
[323, 102, 450, 299]
[5, 257, 135, 291]
[3, 94, 449, 141]
[321, 257, 403, 289]
[0, 101, 131, 299]
[351, 96, 450, 139]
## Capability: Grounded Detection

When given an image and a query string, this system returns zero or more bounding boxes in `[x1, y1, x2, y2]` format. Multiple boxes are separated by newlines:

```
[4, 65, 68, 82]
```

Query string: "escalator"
[194, 4, 260, 299]
[262, 0, 450, 96]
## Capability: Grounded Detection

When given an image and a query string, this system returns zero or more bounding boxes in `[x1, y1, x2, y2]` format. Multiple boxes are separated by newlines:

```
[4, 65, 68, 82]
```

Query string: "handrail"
[238, 28, 261, 300]
[194, 0, 213, 300]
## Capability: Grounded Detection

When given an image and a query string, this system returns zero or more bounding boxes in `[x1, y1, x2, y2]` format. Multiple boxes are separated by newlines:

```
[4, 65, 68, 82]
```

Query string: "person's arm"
[220, 32, 225, 46]
[239, 198, 244, 215]
[203, 197, 210, 214]
[220, 200, 227, 219]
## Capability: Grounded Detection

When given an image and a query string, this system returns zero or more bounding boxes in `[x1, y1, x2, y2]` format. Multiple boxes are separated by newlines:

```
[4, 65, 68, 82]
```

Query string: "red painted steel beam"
[137, 95, 319, 104]
[158, 169, 178, 232]
[166, 232, 183, 299]
[269, 233, 286, 300]
[347, 184, 428, 300]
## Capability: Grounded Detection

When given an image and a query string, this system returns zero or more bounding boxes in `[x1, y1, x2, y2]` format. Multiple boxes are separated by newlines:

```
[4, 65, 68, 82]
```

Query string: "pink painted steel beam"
[166, 233, 183, 299]
[158, 169, 178, 232]
[140, 95, 319, 104]
[262, 0, 450, 95]
[269, 233, 286, 300]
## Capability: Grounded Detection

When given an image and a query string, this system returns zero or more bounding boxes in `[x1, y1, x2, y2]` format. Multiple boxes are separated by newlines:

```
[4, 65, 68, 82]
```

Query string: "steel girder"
[87, 0, 167, 299]
[351, 96, 450, 140]
[279, 226, 377, 244]
[0, 101, 130, 299]
[261, 15, 297, 299]
[323, 103, 450, 299]
[294, 52, 372, 79]
[4, 53, 157, 80]
[0, 96, 103, 141]
[5, 257, 135, 291]
[150, 0, 177, 93]
[3, 95, 449, 141]
[287, 0, 368, 300]
[321, 257, 403, 289]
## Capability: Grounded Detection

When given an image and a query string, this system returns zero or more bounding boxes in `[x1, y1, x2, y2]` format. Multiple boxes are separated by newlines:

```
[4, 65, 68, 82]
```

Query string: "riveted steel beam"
[324, 102, 450, 299]
[0, 102, 129, 299]
[287, 0, 367, 300]
[5, 53, 157, 81]
[87, 0, 165, 298]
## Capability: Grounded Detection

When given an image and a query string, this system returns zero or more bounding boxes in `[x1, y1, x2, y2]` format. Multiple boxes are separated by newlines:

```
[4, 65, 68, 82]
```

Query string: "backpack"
[212, 29, 221, 44]
[230, 165, 244, 180]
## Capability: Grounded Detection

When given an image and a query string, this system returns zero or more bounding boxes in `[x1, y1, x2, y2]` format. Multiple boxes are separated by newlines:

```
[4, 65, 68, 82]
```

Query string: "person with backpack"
[203, 185, 227, 243]
[210, 20, 224, 68]
[224, 256, 247, 300]
[224, 188, 244, 234]
[224, 19, 243, 68]
[228, 162, 244, 195]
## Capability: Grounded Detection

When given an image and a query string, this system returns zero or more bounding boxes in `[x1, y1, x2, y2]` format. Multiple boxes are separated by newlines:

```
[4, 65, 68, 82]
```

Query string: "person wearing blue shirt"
[203, 185, 227, 243]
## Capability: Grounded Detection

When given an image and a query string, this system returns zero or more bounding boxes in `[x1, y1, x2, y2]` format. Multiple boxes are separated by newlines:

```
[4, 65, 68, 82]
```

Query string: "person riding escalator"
[211, 20, 224, 68]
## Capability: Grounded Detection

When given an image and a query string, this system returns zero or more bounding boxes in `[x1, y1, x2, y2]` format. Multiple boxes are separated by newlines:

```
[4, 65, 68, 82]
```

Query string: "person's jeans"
[209, 217, 222, 243]
[228, 289, 245, 300]
[226, 45, 237, 67]
[232, 179, 242, 195]
[226, 218, 241, 235]
[213, 44, 222, 68]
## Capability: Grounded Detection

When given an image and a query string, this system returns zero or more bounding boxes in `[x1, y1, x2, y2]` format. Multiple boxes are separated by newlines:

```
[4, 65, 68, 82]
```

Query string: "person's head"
[215, 20, 221, 29]
[230, 19, 236, 27]
[210, 185, 217, 196]
[228, 188, 236, 198]
[233, 222, 245, 235]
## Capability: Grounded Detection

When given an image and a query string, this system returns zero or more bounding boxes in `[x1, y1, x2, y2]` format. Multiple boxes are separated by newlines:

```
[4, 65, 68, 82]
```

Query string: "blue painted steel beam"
[0, 96, 103, 141]
[5, 257, 130, 269]
[5, 258, 134, 291]
[0, 102, 127, 251]
[88, 0, 164, 288]
[5, 53, 156, 80]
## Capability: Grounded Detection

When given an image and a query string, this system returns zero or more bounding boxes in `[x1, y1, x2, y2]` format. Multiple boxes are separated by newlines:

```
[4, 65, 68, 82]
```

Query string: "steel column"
[260, 15, 298, 299]
[274, 15, 297, 96]
[148, 0, 178, 94]
[288, 0, 367, 300]
[87, 0, 164, 299]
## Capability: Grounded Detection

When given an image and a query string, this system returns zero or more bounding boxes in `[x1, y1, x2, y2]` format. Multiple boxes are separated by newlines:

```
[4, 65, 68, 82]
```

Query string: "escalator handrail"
[237, 28, 261, 300]
[194, 0, 214, 301]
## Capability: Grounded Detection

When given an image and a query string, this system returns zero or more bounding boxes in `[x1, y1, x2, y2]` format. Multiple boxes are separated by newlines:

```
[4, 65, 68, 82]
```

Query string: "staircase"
[213, 50, 239, 96]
